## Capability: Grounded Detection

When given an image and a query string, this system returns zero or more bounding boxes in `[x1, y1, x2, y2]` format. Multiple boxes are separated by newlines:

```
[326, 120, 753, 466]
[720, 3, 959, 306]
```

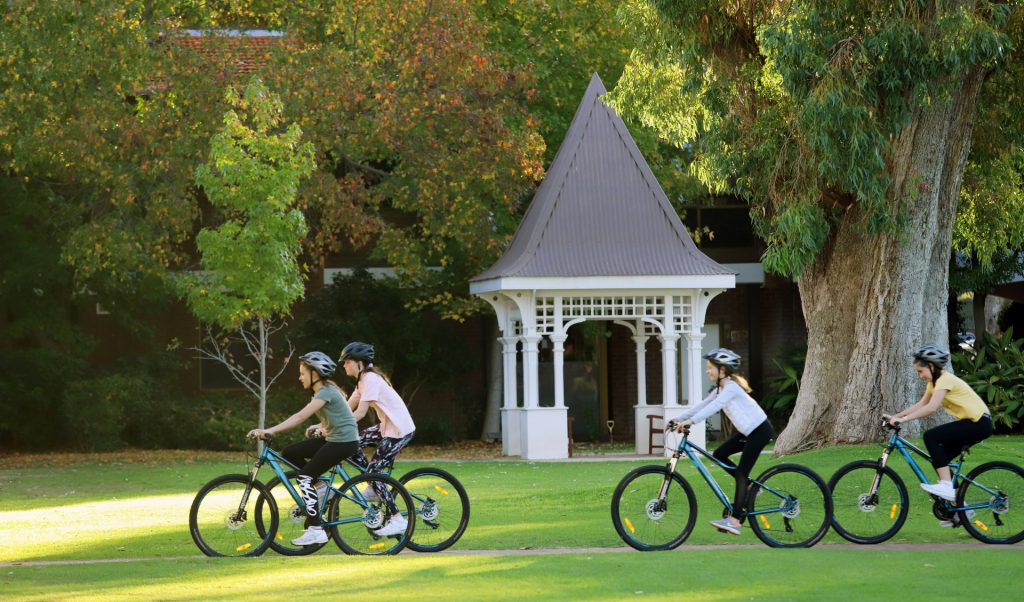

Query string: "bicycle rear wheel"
[399, 467, 470, 552]
[255, 471, 330, 556]
[959, 461, 1024, 544]
[189, 474, 277, 557]
[611, 465, 697, 551]
[327, 473, 415, 555]
[828, 460, 909, 544]
[748, 463, 832, 548]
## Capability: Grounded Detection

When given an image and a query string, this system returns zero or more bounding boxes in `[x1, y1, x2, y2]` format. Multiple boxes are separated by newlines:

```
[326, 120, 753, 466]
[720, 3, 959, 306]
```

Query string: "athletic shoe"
[359, 485, 381, 502]
[373, 515, 409, 537]
[710, 518, 741, 536]
[939, 509, 976, 528]
[921, 481, 956, 501]
[315, 481, 328, 500]
[291, 526, 328, 546]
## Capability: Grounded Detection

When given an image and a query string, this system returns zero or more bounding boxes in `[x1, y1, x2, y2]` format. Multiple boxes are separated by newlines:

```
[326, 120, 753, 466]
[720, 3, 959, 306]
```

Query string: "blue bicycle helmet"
[703, 348, 741, 370]
[339, 341, 375, 364]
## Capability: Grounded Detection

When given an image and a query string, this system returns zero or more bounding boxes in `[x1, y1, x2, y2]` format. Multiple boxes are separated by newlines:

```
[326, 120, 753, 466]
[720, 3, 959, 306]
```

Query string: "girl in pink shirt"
[340, 341, 416, 537]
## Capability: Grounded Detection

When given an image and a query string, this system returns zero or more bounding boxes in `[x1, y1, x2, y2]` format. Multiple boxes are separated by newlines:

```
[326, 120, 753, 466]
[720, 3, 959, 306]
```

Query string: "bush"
[763, 344, 806, 428]
[63, 375, 147, 451]
[951, 328, 1024, 432]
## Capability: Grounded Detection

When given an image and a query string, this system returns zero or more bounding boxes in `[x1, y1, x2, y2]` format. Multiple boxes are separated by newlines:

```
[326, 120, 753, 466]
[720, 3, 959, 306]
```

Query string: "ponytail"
[714, 364, 753, 394]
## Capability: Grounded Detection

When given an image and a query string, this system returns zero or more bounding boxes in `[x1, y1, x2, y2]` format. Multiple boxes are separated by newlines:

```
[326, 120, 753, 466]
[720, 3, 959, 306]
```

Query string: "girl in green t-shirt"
[248, 351, 360, 546]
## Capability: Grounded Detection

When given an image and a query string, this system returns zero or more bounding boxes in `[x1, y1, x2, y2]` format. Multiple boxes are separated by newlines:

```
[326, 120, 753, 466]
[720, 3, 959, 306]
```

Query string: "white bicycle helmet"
[299, 351, 337, 377]
[703, 348, 742, 370]
[912, 344, 950, 367]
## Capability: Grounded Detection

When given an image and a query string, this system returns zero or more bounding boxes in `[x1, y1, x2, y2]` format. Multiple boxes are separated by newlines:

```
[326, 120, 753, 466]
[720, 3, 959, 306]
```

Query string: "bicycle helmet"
[702, 348, 741, 370]
[912, 344, 950, 367]
[339, 341, 375, 364]
[298, 351, 337, 377]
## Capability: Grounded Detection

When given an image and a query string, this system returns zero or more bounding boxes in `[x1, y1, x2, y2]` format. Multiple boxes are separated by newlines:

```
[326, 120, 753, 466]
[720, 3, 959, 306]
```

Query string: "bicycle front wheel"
[748, 463, 832, 548]
[399, 467, 470, 552]
[828, 460, 909, 544]
[189, 474, 277, 557]
[327, 473, 415, 555]
[255, 471, 329, 556]
[959, 461, 1024, 544]
[611, 465, 697, 551]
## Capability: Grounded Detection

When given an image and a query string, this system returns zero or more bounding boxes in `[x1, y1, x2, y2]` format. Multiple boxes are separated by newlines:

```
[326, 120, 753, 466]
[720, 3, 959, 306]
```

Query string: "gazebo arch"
[470, 74, 736, 460]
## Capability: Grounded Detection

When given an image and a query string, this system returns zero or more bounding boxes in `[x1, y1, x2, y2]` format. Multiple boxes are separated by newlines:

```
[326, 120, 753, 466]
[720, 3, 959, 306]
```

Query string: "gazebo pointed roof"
[472, 73, 732, 285]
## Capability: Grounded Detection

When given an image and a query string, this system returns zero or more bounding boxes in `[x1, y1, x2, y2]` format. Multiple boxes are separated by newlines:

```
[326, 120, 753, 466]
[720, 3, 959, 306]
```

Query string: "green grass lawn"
[1, 437, 1022, 600]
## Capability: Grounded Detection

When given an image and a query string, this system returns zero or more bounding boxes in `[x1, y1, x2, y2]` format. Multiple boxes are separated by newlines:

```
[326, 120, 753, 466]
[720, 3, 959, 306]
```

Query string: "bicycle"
[188, 435, 415, 557]
[829, 419, 1024, 544]
[611, 423, 833, 549]
[254, 453, 470, 555]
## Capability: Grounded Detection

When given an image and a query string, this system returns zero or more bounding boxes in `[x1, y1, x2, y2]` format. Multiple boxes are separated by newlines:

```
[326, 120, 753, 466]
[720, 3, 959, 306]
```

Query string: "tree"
[177, 76, 315, 431]
[609, 1, 1021, 452]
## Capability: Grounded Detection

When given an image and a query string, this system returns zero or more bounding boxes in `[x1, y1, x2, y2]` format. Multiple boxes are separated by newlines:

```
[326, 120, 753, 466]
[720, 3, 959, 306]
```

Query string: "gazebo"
[470, 74, 735, 460]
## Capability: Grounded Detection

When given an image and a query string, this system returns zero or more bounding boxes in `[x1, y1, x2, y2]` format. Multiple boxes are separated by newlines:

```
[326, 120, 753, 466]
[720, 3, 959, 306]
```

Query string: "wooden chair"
[647, 414, 663, 455]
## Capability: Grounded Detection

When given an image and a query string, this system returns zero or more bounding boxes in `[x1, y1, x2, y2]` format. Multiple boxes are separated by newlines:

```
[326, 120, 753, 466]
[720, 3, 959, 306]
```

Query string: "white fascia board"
[722, 263, 765, 285]
[470, 274, 736, 295]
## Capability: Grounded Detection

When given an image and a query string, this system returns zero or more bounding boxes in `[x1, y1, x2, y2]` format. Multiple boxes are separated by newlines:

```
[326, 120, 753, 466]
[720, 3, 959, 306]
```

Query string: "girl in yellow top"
[886, 344, 992, 501]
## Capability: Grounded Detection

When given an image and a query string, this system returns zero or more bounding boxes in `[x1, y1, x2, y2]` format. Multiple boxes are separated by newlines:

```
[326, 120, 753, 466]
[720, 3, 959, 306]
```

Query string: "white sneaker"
[921, 481, 956, 501]
[290, 526, 328, 546]
[939, 509, 976, 528]
[315, 481, 328, 500]
[373, 515, 408, 537]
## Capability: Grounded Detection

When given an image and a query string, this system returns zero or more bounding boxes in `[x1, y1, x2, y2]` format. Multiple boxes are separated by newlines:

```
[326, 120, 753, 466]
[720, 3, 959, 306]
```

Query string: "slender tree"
[177, 76, 315, 430]
[609, 1, 1022, 451]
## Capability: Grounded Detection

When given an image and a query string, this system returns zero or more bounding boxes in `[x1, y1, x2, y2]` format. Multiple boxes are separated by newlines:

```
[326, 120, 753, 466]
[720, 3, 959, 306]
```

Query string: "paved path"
[3, 542, 1019, 567]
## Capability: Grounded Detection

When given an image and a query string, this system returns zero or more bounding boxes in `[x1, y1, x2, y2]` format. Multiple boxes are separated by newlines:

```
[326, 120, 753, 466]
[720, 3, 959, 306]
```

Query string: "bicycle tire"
[399, 467, 470, 552]
[255, 470, 330, 556]
[828, 460, 909, 544]
[189, 474, 278, 557]
[327, 472, 415, 555]
[958, 460, 1024, 545]
[611, 465, 697, 551]
[748, 463, 832, 548]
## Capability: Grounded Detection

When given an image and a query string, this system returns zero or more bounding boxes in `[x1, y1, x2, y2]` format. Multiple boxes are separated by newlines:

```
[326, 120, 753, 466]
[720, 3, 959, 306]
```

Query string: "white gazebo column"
[550, 332, 568, 408]
[517, 332, 568, 459]
[499, 336, 522, 456]
[659, 332, 683, 457]
[631, 332, 657, 454]
[681, 331, 707, 449]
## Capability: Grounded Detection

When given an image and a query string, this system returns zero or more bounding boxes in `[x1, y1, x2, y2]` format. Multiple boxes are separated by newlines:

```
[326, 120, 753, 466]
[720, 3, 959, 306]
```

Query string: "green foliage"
[763, 345, 807, 425]
[609, 0, 1016, 277]
[952, 328, 1024, 431]
[63, 376, 141, 451]
[178, 76, 315, 328]
[294, 269, 477, 409]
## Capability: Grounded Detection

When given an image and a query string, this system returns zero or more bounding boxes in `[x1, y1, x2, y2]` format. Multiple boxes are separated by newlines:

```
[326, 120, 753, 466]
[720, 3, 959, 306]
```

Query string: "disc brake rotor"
[645, 499, 666, 521]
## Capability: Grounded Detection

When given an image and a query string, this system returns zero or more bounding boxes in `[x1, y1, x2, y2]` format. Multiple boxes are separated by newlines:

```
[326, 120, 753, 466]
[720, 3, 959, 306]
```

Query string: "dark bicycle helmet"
[339, 341, 375, 364]
[299, 351, 337, 377]
[912, 344, 950, 367]
[703, 347, 741, 370]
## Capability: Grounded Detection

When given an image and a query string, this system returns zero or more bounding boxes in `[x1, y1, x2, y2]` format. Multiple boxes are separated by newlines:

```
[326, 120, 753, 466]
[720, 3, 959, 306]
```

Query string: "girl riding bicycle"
[247, 351, 360, 546]
[886, 344, 993, 502]
[340, 341, 417, 537]
[667, 348, 773, 536]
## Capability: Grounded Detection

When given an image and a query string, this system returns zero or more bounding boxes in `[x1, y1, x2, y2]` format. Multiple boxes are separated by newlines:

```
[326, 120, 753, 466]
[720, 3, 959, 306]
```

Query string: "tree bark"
[775, 67, 987, 454]
[480, 319, 503, 441]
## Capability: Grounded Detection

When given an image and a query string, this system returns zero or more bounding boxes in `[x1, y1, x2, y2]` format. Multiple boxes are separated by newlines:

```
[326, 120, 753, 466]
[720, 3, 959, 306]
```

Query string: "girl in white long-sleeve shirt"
[668, 348, 773, 536]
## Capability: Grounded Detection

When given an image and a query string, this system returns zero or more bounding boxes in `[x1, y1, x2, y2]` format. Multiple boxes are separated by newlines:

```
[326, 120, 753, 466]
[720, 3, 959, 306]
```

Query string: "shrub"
[763, 344, 806, 428]
[951, 328, 1024, 432]
[63, 375, 148, 451]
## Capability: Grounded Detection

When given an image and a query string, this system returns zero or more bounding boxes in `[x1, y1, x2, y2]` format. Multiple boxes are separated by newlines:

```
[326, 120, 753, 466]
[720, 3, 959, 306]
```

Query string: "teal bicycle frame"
[879, 426, 994, 515]
[666, 428, 785, 521]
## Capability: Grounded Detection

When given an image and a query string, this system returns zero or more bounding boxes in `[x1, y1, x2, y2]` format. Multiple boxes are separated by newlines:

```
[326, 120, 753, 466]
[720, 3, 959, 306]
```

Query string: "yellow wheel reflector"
[236, 543, 252, 552]
[624, 517, 636, 533]
[276, 532, 283, 540]
[369, 543, 386, 550]
[974, 520, 989, 531]
[890, 504, 898, 519]
[759, 515, 771, 530]
[434, 485, 449, 495]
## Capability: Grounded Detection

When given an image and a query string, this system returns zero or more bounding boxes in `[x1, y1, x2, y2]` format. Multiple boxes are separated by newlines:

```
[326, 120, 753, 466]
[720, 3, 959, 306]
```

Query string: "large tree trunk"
[775, 67, 987, 454]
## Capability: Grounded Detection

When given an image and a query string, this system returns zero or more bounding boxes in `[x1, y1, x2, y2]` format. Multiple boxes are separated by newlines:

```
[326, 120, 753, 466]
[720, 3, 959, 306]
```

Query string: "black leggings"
[713, 419, 774, 521]
[924, 416, 993, 470]
[282, 437, 360, 526]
